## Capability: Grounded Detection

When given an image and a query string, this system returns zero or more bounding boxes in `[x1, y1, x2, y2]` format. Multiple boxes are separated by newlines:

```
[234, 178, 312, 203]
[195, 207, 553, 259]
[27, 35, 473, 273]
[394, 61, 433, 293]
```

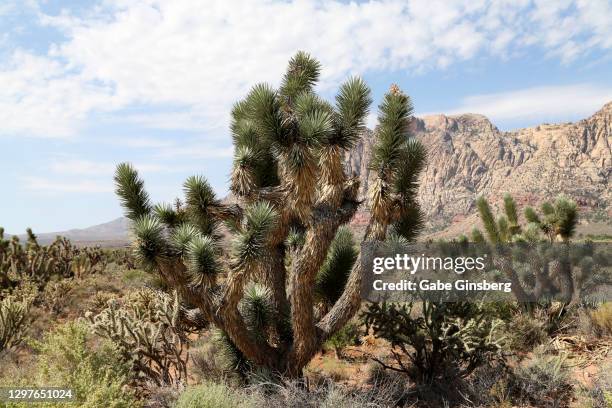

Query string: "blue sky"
[1, 0, 611, 234]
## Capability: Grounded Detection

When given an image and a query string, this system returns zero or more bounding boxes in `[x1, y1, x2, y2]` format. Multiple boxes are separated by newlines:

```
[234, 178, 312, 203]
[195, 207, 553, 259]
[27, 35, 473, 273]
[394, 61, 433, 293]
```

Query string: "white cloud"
[22, 176, 113, 193]
[48, 158, 187, 175]
[0, 0, 611, 138]
[440, 83, 612, 123]
[155, 145, 234, 160]
[98, 136, 176, 149]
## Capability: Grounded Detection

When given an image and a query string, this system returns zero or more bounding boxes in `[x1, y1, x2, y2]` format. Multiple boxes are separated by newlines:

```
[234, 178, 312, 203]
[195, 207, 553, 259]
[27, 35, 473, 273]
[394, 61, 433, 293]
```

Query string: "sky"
[1, 0, 611, 234]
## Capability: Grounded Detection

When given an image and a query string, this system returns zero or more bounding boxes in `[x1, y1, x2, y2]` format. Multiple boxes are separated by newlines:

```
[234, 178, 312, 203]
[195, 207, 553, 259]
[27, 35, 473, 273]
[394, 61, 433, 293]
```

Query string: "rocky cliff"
[346, 102, 611, 236]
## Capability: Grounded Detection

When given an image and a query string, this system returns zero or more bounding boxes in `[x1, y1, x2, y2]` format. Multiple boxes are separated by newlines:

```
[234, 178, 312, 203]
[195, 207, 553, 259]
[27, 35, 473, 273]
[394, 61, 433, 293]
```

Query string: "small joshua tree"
[472, 194, 585, 304]
[114, 52, 426, 377]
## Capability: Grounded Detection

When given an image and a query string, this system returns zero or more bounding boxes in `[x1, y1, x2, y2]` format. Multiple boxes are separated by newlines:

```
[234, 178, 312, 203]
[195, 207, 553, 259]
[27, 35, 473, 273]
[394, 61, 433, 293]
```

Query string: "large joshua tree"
[114, 52, 426, 377]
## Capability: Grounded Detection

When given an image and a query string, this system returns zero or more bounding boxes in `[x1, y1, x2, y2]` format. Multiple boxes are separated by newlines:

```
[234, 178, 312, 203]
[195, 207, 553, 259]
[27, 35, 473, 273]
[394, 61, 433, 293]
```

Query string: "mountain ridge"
[347, 101, 611, 237]
[12, 102, 611, 244]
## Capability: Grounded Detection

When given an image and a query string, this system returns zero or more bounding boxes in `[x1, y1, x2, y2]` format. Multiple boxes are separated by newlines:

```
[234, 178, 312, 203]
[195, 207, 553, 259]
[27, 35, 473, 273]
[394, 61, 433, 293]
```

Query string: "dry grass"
[591, 302, 612, 337]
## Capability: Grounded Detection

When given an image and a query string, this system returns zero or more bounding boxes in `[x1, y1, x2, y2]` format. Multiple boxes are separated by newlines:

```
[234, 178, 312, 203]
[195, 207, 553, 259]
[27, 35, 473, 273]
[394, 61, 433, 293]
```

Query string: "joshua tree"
[473, 194, 582, 304]
[114, 52, 426, 377]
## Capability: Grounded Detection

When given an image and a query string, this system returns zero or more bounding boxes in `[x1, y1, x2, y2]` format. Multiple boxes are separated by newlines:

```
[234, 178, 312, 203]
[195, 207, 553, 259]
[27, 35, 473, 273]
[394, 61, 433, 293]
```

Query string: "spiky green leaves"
[370, 85, 414, 172]
[497, 216, 510, 242]
[239, 282, 274, 338]
[186, 235, 220, 287]
[231, 146, 260, 196]
[475, 194, 578, 244]
[280, 51, 321, 101]
[503, 194, 520, 235]
[541, 202, 554, 215]
[132, 215, 166, 269]
[524, 207, 540, 224]
[246, 83, 285, 145]
[183, 175, 218, 235]
[471, 228, 485, 243]
[286, 228, 306, 250]
[368, 85, 425, 241]
[553, 196, 577, 240]
[477, 197, 500, 244]
[170, 224, 200, 255]
[524, 196, 577, 242]
[392, 205, 425, 242]
[541, 196, 578, 241]
[522, 222, 541, 242]
[212, 330, 251, 377]
[115, 163, 152, 220]
[232, 202, 278, 267]
[334, 77, 372, 149]
[315, 227, 358, 306]
[394, 139, 427, 198]
[297, 109, 333, 147]
[230, 85, 282, 195]
[154, 203, 183, 229]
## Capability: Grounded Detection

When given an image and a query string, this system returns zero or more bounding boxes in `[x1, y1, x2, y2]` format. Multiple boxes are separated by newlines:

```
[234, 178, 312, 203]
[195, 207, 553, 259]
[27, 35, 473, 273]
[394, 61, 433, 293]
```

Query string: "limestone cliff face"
[346, 102, 611, 234]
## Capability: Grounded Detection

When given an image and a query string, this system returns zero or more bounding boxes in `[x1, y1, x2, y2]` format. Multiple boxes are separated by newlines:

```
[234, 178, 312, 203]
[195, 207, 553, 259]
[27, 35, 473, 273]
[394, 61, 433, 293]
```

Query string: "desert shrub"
[587, 361, 612, 408]
[87, 288, 189, 387]
[174, 382, 245, 408]
[504, 311, 547, 351]
[121, 268, 152, 286]
[30, 321, 139, 408]
[591, 302, 612, 337]
[191, 333, 249, 384]
[536, 301, 576, 336]
[362, 300, 504, 383]
[246, 378, 404, 408]
[323, 322, 360, 359]
[145, 384, 183, 408]
[0, 295, 30, 354]
[510, 350, 573, 407]
[105, 247, 138, 270]
[42, 279, 74, 315]
[88, 291, 118, 311]
[315, 355, 352, 381]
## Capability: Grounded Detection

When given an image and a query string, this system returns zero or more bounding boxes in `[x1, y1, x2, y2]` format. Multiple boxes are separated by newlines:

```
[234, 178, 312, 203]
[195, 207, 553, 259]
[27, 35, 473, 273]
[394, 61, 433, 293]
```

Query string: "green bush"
[174, 382, 245, 408]
[323, 322, 360, 359]
[31, 321, 139, 408]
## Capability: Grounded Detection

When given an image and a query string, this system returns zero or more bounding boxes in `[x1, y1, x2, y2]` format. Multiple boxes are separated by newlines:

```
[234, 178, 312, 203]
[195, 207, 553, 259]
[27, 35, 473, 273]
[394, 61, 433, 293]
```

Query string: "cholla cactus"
[362, 300, 503, 383]
[114, 52, 426, 377]
[0, 296, 30, 354]
[0, 229, 106, 290]
[43, 280, 74, 315]
[87, 288, 189, 387]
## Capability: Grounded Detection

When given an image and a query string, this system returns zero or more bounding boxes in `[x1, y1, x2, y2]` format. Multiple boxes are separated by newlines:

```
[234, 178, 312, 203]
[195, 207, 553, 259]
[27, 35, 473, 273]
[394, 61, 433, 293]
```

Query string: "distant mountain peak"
[347, 101, 611, 235]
